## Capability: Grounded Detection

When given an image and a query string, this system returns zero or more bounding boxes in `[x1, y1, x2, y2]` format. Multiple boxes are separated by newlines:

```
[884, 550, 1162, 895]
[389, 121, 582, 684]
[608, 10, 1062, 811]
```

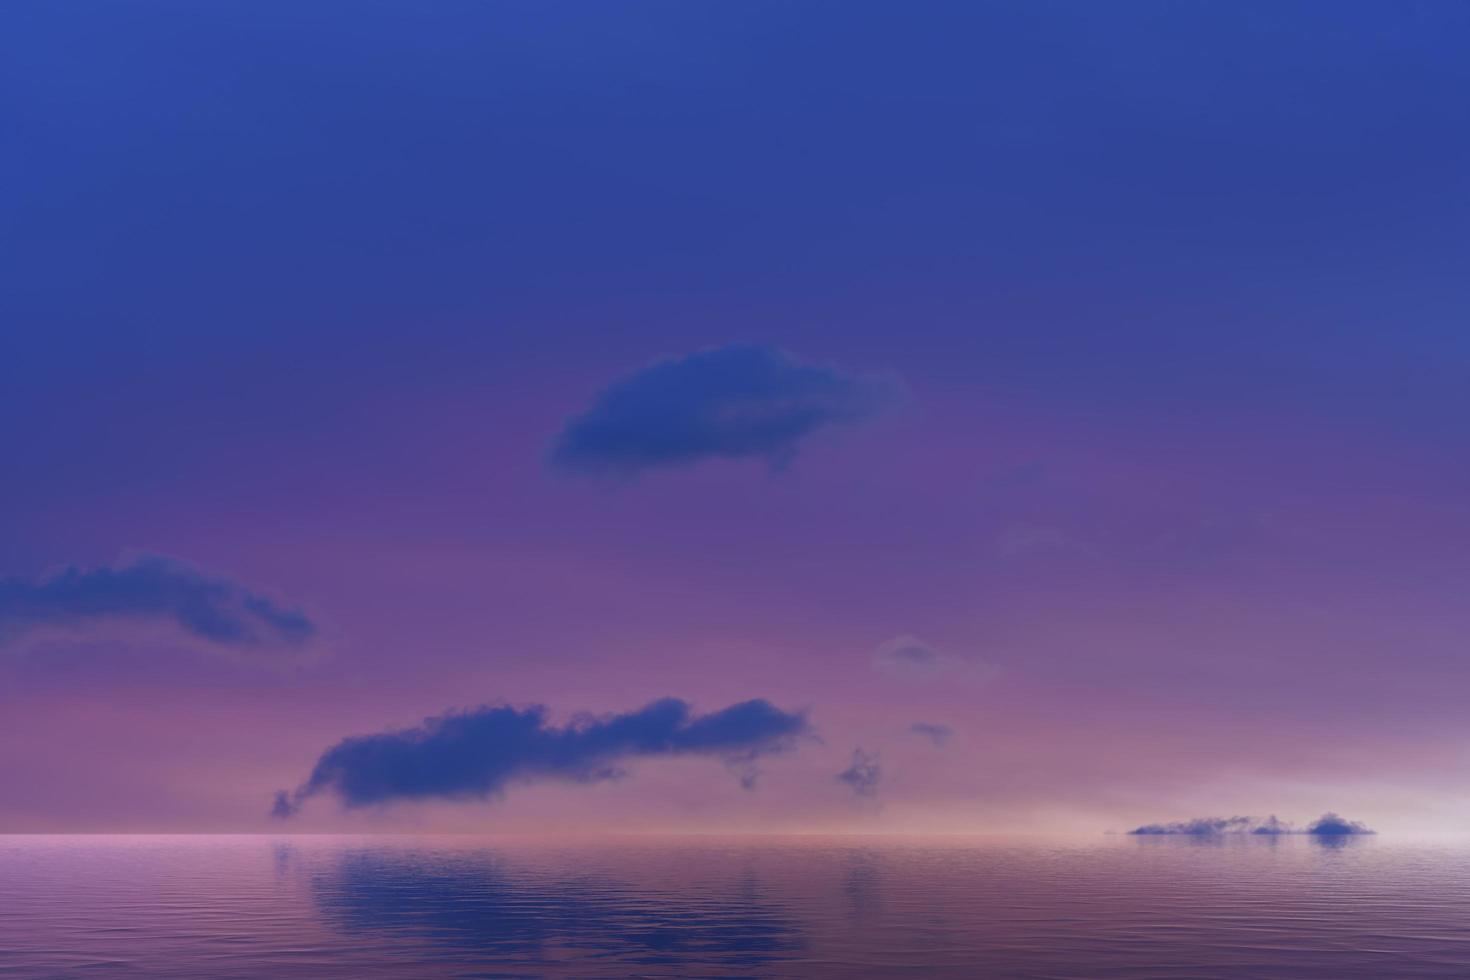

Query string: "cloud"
[550, 344, 899, 476]
[908, 722, 954, 746]
[1128, 813, 1373, 836]
[1129, 816, 1264, 836]
[0, 555, 314, 656]
[274, 697, 811, 817]
[836, 749, 881, 797]
[1249, 815, 1294, 835]
[1305, 812, 1375, 836]
[994, 524, 1086, 559]
[872, 636, 997, 685]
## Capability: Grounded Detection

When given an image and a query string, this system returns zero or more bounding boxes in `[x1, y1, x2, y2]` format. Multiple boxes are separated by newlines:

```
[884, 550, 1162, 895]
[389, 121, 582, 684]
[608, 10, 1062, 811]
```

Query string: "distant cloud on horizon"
[1128, 813, 1375, 836]
[274, 697, 812, 817]
[1303, 812, 1376, 836]
[0, 554, 314, 659]
[550, 344, 900, 477]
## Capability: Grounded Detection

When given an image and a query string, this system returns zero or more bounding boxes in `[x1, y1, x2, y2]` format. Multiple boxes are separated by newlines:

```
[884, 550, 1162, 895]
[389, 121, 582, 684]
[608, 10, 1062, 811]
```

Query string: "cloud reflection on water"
[309, 846, 804, 973]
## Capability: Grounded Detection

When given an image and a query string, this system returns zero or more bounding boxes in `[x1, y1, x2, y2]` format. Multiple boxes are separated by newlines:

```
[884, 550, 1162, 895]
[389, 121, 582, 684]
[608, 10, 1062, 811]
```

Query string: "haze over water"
[4, 834, 1470, 979]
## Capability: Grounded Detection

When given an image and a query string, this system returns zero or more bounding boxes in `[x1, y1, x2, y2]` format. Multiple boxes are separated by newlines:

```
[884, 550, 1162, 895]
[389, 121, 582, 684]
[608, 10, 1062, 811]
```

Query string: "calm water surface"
[2, 834, 1469, 978]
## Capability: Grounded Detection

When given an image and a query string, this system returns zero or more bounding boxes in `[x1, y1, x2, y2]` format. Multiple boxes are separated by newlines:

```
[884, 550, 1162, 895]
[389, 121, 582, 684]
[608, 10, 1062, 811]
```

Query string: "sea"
[2, 833, 1468, 978]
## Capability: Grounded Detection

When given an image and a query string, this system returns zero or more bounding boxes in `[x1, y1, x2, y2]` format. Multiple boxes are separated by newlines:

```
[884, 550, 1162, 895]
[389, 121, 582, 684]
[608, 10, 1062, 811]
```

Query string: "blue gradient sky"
[3, 1, 1469, 832]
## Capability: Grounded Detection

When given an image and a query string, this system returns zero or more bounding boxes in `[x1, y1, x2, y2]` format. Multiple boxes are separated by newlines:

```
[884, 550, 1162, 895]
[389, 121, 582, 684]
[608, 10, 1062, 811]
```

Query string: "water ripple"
[3, 835, 1470, 977]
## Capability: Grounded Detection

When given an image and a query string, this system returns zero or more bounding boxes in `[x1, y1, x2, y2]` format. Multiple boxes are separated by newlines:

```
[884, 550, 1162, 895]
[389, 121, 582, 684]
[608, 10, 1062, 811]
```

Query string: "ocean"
[2, 833, 1467, 978]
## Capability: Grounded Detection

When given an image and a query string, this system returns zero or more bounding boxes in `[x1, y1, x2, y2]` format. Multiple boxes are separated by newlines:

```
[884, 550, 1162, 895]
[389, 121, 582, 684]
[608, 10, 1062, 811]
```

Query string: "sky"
[2, 0, 1469, 834]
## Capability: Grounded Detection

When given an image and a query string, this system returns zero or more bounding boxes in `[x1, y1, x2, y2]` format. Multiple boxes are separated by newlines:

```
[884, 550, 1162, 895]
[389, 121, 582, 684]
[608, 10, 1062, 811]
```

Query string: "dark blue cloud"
[0, 555, 313, 654]
[1306, 812, 1374, 836]
[909, 722, 953, 747]
[550, 345, 898, 476]
[275, 697, 811, 816]
[836, 749, 881, 798]
[1129, 813, 1373, 836]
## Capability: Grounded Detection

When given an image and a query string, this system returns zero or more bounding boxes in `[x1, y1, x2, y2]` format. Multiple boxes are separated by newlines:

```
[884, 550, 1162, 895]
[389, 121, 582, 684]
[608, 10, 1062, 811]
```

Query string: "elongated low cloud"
[1128, 813, 1374, 836]
[550, 344, 898, 476]
[0, 555, 313, 654]
[274, 697, 811, 817]
[836, 748, 881, 797]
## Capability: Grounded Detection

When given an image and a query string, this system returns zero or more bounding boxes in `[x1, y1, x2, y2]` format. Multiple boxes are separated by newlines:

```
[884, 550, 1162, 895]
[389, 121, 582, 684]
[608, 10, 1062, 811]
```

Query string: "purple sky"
[3, 1, 1469, 833]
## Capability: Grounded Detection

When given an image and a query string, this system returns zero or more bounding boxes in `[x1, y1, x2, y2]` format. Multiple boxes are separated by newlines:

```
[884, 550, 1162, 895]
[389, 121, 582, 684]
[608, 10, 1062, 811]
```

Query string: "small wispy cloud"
[994, 524, 1086, 559]
[0, 554, 314, 660]
[908, 722, 954, 746]
[872, 636, 997, 685]
[836, 748, 881, 798]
